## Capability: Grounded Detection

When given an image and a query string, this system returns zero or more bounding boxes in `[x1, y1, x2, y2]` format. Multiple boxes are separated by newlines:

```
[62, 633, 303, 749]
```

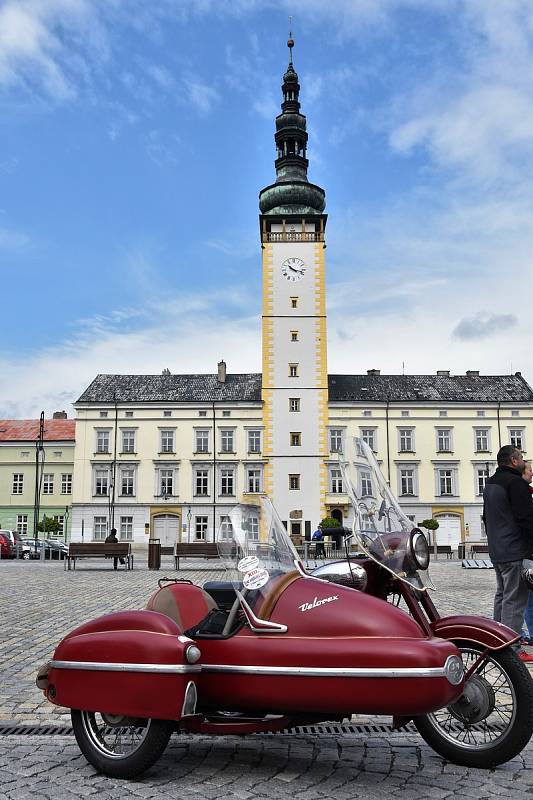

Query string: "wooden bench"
[66, 542, 133, 571]
[174, 542, 219, 569]
[469, 543, 490, 557]
[434, 545, 454, 559]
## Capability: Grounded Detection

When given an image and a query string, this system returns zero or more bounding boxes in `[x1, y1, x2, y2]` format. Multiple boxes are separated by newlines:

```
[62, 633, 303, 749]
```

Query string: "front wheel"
[414, 643, 533, 767]
[71, 710, 173, 779]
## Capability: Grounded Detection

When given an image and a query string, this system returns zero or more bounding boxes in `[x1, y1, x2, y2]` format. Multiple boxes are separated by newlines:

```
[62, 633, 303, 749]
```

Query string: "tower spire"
[258, 32, 325, 216]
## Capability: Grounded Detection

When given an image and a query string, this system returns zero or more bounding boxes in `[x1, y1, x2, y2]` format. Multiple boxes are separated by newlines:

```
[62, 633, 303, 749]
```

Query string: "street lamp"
[64, 506, 70, 544]
[187, 507, 192, 544]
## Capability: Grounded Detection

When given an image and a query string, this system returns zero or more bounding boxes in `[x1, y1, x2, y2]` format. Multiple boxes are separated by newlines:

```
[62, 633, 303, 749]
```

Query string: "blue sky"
[2, 0, 533, 417]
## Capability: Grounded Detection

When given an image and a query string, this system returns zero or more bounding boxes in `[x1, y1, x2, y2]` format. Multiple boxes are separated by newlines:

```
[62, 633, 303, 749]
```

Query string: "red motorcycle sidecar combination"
[36, 438, 533, 779]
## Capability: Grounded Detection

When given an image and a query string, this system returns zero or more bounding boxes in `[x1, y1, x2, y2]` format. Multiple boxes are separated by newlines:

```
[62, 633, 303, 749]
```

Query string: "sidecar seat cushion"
[146, 583, 217, 631]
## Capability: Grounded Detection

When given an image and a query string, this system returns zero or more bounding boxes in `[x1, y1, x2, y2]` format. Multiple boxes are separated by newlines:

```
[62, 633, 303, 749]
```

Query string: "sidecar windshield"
[340, 436, 432, 591]
[216, 496, 301, 614]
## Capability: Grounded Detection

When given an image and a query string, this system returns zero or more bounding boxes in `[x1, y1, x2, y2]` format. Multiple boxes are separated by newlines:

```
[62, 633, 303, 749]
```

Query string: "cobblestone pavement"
[1, 558, 532, 799]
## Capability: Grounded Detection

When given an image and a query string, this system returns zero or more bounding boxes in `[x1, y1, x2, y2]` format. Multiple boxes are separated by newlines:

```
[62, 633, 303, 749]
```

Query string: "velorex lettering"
[299, 595, 339, 613]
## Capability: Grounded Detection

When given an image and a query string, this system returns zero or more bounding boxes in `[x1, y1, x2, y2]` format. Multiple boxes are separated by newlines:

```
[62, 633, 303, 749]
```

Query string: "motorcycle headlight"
[410, 529, 430, 570]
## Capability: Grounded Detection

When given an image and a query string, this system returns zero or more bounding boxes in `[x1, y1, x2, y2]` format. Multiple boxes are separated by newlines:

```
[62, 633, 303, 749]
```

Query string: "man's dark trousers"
[494, 561, 529, 637]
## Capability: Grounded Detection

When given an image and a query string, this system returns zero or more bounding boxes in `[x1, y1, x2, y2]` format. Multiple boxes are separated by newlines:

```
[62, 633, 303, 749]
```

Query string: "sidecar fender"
[431, 615, 519, 650]
[41, 610, 201, 721]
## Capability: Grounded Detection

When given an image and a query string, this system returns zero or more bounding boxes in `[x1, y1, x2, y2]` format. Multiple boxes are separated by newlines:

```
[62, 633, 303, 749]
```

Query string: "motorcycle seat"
[146, 583, 218, 632]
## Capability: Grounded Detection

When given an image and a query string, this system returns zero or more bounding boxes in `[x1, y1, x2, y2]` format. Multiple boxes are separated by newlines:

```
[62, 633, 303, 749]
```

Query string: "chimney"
[52, 411, 67, 419]
[367, 369, 380, 376]
[436, 370, 450, 377]
[161, 368, 171, 375]
[466, 370, 479, 377]
[217, 360, 227, 383]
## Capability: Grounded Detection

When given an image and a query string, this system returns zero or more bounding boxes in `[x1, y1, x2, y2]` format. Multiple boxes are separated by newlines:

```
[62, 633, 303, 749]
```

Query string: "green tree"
[37, 515, 61, 534]
[320, 517, 341, 529]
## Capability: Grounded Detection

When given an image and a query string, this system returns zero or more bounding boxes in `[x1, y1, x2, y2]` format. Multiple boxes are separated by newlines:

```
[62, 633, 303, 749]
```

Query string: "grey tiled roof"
[76, 373, 533, 404]
[328, 373, 533, 403]
[77, 374, 262, 403]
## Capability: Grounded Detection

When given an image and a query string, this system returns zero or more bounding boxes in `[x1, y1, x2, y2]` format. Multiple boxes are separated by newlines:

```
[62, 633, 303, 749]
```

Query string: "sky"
[2, 0, 533, 418]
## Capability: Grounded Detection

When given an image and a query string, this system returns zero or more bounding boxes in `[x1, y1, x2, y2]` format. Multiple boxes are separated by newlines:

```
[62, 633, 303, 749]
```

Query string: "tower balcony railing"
[263, 231, 324, 242]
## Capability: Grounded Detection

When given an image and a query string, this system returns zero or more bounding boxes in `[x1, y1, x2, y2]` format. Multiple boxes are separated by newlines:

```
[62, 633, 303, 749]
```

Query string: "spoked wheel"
[71, 710, 173, 779]
[414, 643, 533, 767]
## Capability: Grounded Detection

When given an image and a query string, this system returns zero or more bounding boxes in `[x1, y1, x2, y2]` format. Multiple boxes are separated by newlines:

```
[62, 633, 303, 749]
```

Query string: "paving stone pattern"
[1, 558, 532, 799]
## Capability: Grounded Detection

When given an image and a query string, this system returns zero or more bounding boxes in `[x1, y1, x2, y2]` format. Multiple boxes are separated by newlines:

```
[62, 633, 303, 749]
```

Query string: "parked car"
[0, 529, 31, 559]
[0, 531, 13, 558]
[22, 538, 68, 560]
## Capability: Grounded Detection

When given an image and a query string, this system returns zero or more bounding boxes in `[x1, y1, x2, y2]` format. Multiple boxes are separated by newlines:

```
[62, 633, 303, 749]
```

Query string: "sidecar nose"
[36, 661, 51, 692]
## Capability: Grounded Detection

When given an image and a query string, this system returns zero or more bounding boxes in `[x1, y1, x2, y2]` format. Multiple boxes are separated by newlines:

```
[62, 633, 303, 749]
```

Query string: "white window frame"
[195, 516, 208, 541]
[247, 430, 261, 454]
[435, 467, 458, 497]
[160, 429, 175, 454]
[61, 473, 72, 494]
[53, 515, 65, 535]
[94, 467, 109, 496]
[289, 397, 300, 412]
[220, 429, 235, 453]
[509, 428, 525, 450]
[474, 428, 490, 452]
[93, 516, 107, 541]
[360, 428, 377, 451]
[398, 466, 418, 497]
[16, 514, 28, 535]
[398, 428, 415, 453]
[119, 516, 133, 541]
[95, 429, 111, 454]
[436, 428, 453, 453]
[361, 470, 373, 497]
[248, 515, 259, 542]
[475, 465, 490, 496]
[329, 429, 343, 453]
[220, 467, 235, 497]
[330, 468, 343, 494]
[246, 467, 261, 493]
[43, 473, 54, 495]
[120, 467, 135, 497]
[159, 468, 174, 497]
[121, 429, 136, 454]
[194, 468, 209, 496]
[289, 473, 300, 490]
[195, 429, 210, 454]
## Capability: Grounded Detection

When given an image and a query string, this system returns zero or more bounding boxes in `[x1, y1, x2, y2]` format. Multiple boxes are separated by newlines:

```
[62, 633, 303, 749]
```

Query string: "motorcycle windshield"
[216, 496, 302, 614]
[340, 436, 433, 591]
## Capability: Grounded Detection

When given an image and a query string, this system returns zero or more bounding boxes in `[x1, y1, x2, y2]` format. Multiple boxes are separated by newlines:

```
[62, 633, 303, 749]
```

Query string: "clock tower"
[259, 34, 328, 539]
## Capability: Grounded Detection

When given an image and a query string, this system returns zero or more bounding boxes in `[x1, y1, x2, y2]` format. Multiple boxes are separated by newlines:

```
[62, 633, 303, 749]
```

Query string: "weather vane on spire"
[287, 17, 294, 63]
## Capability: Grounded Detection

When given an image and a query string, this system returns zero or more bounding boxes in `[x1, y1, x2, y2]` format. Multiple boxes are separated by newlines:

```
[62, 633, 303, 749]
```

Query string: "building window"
[61, 473, 72, 494]
[53, 515, 65, 535]
[330, 468, 343, 493]
[220, 468, 235, 496]
[290, 432, 301, 447]
[54, 451, 62, 458]
[125, 411, 133, 418]
[248, 430, 261, 453]
[439, 410, 448, 417]
[247, 468, 261, 493]
[361, 470, 373, 497]
[160, 430, 175, 454]
[329, 429, 343, 453]
[43, 474, 54, 494]
[163, 410, 172, 417]
[437, 429, 452, 452]
[122, 430, 136, 453]
[290, 297, 298, 308]
[121, 468, 135, 496]
[475, 428, 490, 452]
[289, 398, 300, 412]
[93, 516, 107, 541]
[219, 516, 233, 540]
[96, 430, 110, 453]
[220, 429, 235, 453]
[477, 410, 485, 417]
[95, 469, 109, 496]
[399, 428, 414, 452]
[289, 363, 298, 377]
[195, 516, 208, 541]
[16, 515, 28, 535]
[509, 429, 525, 450]
[199, 410, 207, 417]
[195, 469, 209, 496]
[361, 429, 376, 451]
[511, 410, 520, 417]
[289, 474, 300, 490]
[159, 469, 174, 497]
[476, 466, 490, 495]
[248, 515, 259, 541]
[363, 410, 372, 417]
[400, 468, 415, 496]
[291, 330, 299, 341]
[195, 429, 210, 453]
[222, 410, 231, 417]
[99, 411, 108, 418]
[401, 410, 410, 417]
[438, 469, 454, 496]
[120, 516, 133, 540]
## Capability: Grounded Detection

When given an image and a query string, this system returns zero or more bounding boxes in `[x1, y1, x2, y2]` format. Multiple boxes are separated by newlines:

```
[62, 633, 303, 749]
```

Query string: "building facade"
[68, 42, 533, 549]
[0, 416, 75, 538]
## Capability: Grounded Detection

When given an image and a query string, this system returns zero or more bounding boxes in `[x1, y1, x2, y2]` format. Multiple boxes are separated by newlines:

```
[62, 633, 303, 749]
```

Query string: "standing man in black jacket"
[483, 445, 533, 662]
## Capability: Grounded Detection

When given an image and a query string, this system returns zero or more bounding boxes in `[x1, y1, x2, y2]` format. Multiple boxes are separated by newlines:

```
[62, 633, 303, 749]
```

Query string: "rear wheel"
[71, 710, 173, 779]
[414, 643, 533, 767]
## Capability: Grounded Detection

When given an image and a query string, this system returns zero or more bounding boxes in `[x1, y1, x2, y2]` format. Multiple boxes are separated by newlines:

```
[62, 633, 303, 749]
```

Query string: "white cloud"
[182, 77, 219, 114]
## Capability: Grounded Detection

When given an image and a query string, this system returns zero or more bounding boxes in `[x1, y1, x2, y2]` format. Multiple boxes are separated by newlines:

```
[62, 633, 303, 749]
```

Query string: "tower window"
[289, 398, 300, 412]
[290, 297, 298, 308]
[289, 364, 298, 377]
[289, 474, 300, 490]
[290, 330, 299, 342]
[290, 432, 301, 447]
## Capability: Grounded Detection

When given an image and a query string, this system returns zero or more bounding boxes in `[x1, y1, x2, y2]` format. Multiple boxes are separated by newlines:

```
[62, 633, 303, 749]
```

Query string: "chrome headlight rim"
[410, 529, 430, 570]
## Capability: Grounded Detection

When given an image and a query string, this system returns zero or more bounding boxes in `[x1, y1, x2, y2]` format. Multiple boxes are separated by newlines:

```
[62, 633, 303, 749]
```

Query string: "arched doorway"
[331, 509, 343, 526]
[152, 514, 180, 547]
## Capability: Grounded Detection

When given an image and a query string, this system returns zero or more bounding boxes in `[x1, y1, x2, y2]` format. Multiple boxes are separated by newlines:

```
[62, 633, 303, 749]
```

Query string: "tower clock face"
[281, 256, 306, 281]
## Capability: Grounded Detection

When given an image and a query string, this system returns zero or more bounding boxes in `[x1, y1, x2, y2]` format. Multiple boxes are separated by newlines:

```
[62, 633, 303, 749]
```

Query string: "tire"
[71, 710, 173, 779]
[414, 642, 533, 767]
[22, 551, 31, 560]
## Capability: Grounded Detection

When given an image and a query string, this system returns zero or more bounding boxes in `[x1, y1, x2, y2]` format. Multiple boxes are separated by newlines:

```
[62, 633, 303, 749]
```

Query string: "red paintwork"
[46, 610, 196, 720]
[431, 615, 519, 649]
[146, 582, 214, 631]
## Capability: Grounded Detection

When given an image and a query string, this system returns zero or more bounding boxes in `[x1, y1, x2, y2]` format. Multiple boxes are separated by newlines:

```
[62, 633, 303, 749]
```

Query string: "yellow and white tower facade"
[259, 36, 328, 538]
